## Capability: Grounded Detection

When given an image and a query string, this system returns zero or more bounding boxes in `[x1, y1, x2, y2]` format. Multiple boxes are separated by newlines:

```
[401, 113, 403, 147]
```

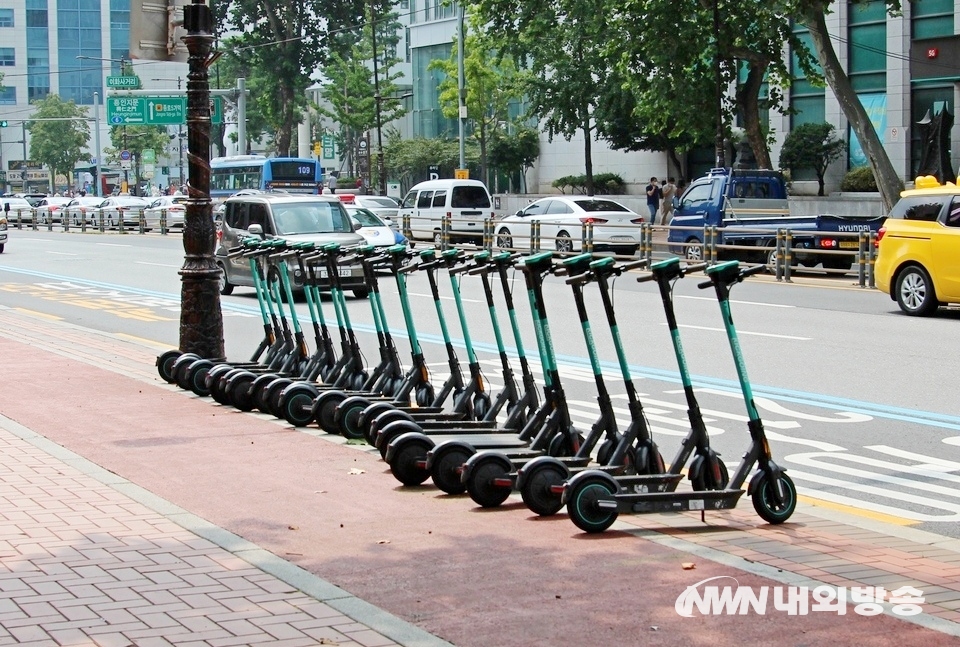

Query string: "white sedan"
[495, 196, 643, 255]
[347, 206, 407, 249]
[143, 196, 188, 230]
[35, 197, 72, 224]
[98, 196, 150, 228]
[63, 196, 106, 226]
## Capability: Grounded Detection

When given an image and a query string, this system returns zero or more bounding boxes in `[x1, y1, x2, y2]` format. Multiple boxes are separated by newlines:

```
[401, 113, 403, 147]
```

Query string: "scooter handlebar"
[619, 258, 649, 272]
[397, 261, 420, 275]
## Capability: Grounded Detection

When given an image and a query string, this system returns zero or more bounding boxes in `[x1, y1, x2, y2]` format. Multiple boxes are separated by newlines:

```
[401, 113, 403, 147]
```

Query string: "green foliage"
[220, 0, 367, 156]
[105, 125, 170, 192]
[551, 173, 625, 195]
[840, 166, 879, 192]
[779, 122, 845, 195]
[316, 3, 405, 180]
[26, 95, 90, 192]
[428, 26, 526, 185]
[488, 127, 540, 184]
[384, 135, 480, 191]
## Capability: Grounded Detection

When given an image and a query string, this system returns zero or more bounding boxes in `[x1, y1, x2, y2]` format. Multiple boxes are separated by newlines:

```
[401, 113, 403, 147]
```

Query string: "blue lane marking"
[3, 265, 960, 430]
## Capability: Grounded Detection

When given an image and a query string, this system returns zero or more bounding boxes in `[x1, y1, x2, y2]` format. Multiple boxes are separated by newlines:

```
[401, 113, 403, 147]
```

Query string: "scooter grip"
[620, 259, 648, 271]
[697, 280, 714, 290]
[683, 262, 708, 274]
[398, 262, 420, 275]
[565, 272, 592, 286]
[636, 273, 656, 283]
[740, 264, 766, 279]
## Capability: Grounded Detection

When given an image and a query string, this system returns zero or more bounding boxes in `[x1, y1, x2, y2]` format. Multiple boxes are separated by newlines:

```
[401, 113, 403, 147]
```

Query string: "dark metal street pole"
[178, 0, 224, 360]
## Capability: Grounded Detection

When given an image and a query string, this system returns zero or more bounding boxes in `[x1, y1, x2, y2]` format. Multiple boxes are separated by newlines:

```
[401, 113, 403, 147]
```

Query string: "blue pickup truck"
[667, 168, 884, 270]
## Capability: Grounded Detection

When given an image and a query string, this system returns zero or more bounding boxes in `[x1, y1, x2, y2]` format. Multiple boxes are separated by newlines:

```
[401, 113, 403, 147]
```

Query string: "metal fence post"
[441, 213, 451, 251]
[857, 231, 867, 288]
[138, 209, 146, 234]
[584, 220, 594, 254]
[402, 213, 411, 241]
[774, 229, 783, 281]
[868, 231, 876, 289]
[160, 209, 168, 235]
[31, 209, 38, 231]
[46, 210, 53, 231]
[783, 229, 793, 283]
[532, 220, 541, 252]
[644, 223, 653, 264]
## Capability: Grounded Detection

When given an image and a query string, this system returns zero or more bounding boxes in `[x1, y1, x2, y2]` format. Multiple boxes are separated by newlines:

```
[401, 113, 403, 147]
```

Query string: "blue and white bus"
[210, 155, 323, 198]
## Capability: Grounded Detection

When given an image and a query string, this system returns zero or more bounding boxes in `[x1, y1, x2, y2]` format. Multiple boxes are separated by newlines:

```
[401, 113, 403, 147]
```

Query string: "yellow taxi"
[875, 176, 960, 315]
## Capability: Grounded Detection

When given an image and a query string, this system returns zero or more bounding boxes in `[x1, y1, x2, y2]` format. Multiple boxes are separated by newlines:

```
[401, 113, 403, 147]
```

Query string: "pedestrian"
[659, 177, 677, 225]
[645, 177, 661, 222]
[674, 179, 686, 209]
[327, 171, 337, 194]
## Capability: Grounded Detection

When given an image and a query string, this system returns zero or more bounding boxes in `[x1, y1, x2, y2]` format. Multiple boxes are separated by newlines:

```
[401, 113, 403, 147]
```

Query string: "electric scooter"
[561, 260, 798, 533]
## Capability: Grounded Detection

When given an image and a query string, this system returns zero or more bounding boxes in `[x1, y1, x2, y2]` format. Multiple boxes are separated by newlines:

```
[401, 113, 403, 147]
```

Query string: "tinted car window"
[349, 208, 384, 227]
[681, 183, 714, 208]
[417, 191, 434, 209]
[432, 189, 447, 208]
[451, 186, 490, 209]
[519, 201, 547, 217]
[546, 200, 573, 214]
[947, 198, 960, 227]
[574, 199, 629, 213]
[400, 190, 417, 208]
[888, 196, 947, 222]
[273, 202, 352, 235]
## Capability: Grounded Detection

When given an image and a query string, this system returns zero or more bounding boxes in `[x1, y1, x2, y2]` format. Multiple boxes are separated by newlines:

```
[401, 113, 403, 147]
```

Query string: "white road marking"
[407, 292, 483, 304]
[136, 261, 182, 268]
[678, 295, 796, 308]
[46, 251, 78, 256]
[675, 324, 810, 341]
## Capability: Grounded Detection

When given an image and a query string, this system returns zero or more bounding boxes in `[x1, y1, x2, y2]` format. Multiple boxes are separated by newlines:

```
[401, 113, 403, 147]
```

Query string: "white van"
[398, 179, 495, 244]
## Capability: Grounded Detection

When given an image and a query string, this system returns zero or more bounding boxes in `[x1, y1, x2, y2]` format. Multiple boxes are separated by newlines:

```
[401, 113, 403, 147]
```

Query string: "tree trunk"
[276, 84, 294, 157]
[582, 104, 594, 196]
[800, 9, 903, 211]
[737, 60, 773, 169]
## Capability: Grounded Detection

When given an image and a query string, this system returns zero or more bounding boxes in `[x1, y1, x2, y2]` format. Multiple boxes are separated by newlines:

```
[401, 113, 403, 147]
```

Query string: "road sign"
[119, 150, 132, 161]
[141, 149, 156, 164]
[107, 96, 223, 125]
[106, 75, 142, 89]
[455, 169, 470, 180]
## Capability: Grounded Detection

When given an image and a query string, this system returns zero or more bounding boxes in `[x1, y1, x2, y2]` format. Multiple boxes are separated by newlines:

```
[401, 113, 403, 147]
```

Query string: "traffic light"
[0, 121, 8, 127]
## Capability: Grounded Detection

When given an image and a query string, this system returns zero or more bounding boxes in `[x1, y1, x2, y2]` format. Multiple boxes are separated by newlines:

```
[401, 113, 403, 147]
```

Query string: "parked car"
[1, 197, 35, 224]
[215, 193, 367, 297]
[397, 179, 495, 244]
[35, 197, 73, 224]
[495, 196, 643, 255]
[875, 176, 960, 316]
[63, 196, 107, 226]
[143, 196, 188, 230]
[347, 206, 408, 249]
[97, 196, 150, 228]
[353, 195, 401, 230]
[19, 193, 48, 207]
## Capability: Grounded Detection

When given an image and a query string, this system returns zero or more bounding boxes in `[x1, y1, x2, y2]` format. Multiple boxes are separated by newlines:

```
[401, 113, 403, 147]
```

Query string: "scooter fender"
[460, 450, 514, 485]
[278, 380, 319, 399]
[424, 439, 478, 471]
[560, 469, 620, 506]
[376, 418, 425, 451]
[368, 408, 417, 438]
[515, 455, 570, 491]
[746, 464, 788, 496]
[384, 430, 434, 464]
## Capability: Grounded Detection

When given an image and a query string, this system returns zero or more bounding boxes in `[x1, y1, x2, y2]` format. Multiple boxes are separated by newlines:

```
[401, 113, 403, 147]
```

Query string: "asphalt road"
[2, 229, 959, 537]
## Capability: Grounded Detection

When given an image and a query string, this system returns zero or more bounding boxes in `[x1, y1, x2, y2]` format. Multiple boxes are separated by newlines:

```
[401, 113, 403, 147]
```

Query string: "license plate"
[317, 269, 354, 278]
[838, 241, 859, 249]
[611, 235, 634, 241]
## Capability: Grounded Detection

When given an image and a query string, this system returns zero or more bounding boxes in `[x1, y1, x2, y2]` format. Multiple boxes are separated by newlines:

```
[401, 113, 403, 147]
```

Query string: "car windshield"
[116, 198, 149, 207]
[273, 202, 352, 235]
[350, 209, 385, 228]
[574, 199, 631, 213]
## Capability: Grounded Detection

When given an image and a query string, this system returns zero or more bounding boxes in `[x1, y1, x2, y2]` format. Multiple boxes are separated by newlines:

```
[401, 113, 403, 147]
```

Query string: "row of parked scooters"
[158, 238, 797, 532]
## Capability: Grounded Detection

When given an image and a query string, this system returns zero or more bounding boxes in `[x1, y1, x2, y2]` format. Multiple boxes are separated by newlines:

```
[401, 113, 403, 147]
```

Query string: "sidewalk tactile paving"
[0, 430, 404, 647]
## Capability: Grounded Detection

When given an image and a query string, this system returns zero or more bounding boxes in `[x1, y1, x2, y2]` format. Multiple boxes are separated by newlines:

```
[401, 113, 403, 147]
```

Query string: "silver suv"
[215, 193, 368, 297]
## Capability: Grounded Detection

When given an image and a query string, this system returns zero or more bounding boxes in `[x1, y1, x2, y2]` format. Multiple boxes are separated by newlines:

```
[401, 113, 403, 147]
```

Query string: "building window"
[0, 8, 14, 27]
[412, 44, 457, 139]
[911, 86, 952, 177]
[58, 0, 103, 104]
[0, 48, 14, 66]
[789, 24, 825, 180]
[405, 27, 411, 63]
[0, 86, 16, 104]
[848, 0, 887, 93]
[912, 0, 954, 40]
[27, 0, 51, 102]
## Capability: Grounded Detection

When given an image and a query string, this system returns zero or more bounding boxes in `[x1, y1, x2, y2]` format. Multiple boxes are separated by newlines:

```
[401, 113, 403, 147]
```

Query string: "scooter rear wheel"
[187, 359, 215, 397]
[157, 350, 182, 384]
[466, 455, 513, 508]
[751, 473, 797, 524]
[430, 446, 474, 495]
[281, 384, 319, 427]
[520, 462, 570, 516]
[389, 438, 432, 486]
[567, 476, 618, 533]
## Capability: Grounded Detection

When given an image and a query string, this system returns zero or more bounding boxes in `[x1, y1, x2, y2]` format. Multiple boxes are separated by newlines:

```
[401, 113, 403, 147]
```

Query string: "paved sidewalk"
[1, 305, 960, 646]
[0, 416, 447, 647]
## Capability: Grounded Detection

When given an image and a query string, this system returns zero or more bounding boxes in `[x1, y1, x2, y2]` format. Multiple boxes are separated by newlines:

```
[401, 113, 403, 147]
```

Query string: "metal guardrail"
[4, 207, 181, 236]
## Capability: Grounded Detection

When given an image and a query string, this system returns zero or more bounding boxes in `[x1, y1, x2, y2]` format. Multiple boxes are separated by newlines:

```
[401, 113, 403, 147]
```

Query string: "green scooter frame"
[561, 260, 798, 533]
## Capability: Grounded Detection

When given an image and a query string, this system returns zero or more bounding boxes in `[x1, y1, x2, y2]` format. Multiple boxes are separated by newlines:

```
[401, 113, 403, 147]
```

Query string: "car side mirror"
[248, 223, 264, 238]
[353, 222, 362, 231]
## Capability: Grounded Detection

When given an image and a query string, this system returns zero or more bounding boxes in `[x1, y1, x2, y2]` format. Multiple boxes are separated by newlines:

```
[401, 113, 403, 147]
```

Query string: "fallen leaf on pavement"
[681, 563, 696, 570]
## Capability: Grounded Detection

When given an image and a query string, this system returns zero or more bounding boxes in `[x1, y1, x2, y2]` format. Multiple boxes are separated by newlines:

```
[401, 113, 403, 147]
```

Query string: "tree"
[317, 4, 405, 181]
[429, 27, 525, 185]
[792, 0, 903, 211]
[220, 0, 367, 156]
[105, 125, 170, 194]
[384, 134, 479, 192]
[26, 95, 90, 193]
[779, 122, 845, 196]
[487, 127, 540, 193]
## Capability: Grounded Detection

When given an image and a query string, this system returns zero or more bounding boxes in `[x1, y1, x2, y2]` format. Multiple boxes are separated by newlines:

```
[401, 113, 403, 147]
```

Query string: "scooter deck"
[607, 473, 686, 490]
[603, 488, 745, 514]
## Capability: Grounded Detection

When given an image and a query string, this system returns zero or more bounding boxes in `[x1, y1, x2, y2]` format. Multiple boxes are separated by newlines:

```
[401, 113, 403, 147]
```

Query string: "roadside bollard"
[31, 210, 38, 231]
[857, 231, 868, 288]
[160, 209, 168, 235]
[402, 213, 411, 241]
[775, 229, 784, 281]
[783, 229, 793, 283]
[138, 209, 146, 234]
[441, 213, 451, 251]
[46, 210, 53, 231]
[642, 223, 653, 264]
[582, 220, 594, 254]
[531, 219, 541, 252]
[868, 231, 876, 289]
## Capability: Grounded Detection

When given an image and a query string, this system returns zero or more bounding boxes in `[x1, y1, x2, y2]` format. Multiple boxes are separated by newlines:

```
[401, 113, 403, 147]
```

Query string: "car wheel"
[433, 229, 443, 246]
[555, 231, 573, 254]
[217, 261, 234, 296]
[685, 238, 704, 263]
[497, 229, 513, 250]
[895, 265, 938, 316]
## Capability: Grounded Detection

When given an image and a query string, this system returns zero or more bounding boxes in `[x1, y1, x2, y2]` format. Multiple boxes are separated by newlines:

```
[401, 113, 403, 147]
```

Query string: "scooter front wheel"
[430, 446, 475, 495]
[466, 455, 513, 508]
[690, 457, 729, 491]
[751, 473, 797, 524]
[157, 350, 182, 383]
[281, 383, 319, 427]
[567, 476, 618, 533]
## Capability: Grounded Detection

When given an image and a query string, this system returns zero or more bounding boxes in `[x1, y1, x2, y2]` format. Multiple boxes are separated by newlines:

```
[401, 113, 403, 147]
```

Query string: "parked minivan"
[398, 179, 495, 244]
[215, 193, 368, 297]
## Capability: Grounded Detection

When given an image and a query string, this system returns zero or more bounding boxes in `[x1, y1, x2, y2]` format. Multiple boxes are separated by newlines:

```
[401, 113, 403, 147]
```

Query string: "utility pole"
[94, 92, 102, 197]
[713, 0, 725, 168]
[457, 5, 466, 172]
[371, 0, 385, 195]
[178, 0, 224, 361]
